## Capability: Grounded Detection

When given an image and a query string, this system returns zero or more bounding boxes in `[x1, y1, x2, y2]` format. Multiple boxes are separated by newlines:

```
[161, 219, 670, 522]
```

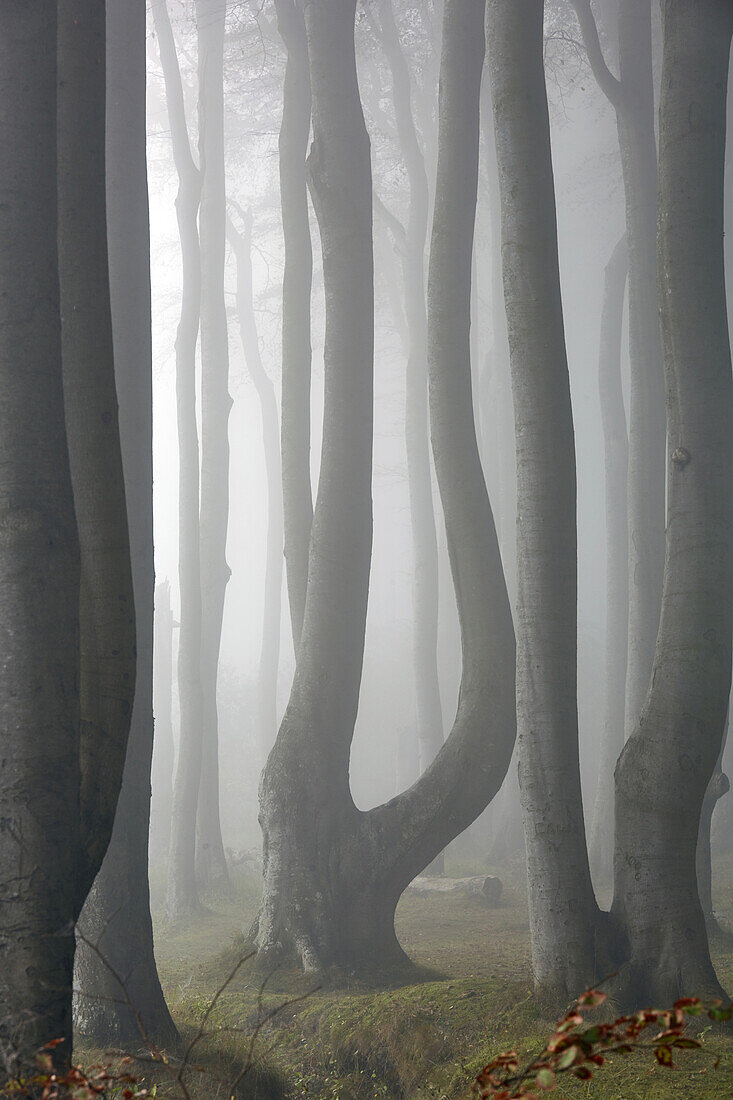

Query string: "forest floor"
[145, 851, 733, 1100]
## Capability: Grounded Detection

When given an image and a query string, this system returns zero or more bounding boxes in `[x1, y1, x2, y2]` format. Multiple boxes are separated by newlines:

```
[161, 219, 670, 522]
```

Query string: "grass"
[143, 852, 733, 1099]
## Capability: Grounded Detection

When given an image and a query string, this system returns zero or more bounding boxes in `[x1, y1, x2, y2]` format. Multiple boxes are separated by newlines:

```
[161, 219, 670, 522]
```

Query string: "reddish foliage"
[474, 989, 732, 1097]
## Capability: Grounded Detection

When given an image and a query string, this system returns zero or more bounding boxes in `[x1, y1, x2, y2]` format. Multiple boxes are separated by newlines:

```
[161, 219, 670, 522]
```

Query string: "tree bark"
[58, 0, 137, 907]
[274, 0, 314, 651]
[195, 0, 231, 894]
[151, 582, 176, 863]
[612, 0, 733, 1006]
[73, 0, 179, 1051]
[0, 3, 81, 1074]
[153, 0, 205, 921]
[570, 0, 665, 739]
[486, 0, 602, 998]
[588, 235, 629, 886]
[256, 0, 515, 978]
[228, 212, 284, 763]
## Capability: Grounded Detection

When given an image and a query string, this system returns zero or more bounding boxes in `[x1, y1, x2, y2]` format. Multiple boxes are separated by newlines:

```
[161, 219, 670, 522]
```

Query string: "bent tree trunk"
[153, 0, 205, 921]
[612, 0, 733, 1006]
[74, 0, 179, 1051]
[274, 0, 313, 650]
[256, 0, 515, 978]
[588, 236, 629, 886]
[228, 213, 284, 763]
[195, 0, 231, 893]
[0, 4, 81, 1075]
[487, 0, 602, 998]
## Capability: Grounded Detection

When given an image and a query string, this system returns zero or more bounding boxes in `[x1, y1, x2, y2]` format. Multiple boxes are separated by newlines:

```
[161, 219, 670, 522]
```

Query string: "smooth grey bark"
[571, 0, 665, 739]
[612, 0, 733, 1005]
[195, 0, 231, 894]
[153, 0, 205, 921]
[58, 0, 137, 906]
[151, 582, 175, 863]
[274, 0, 314, 651]
[588, 236, 629, 886]
[697, 719, 729, 932]
[74, 0, 179, 1051]
[228, 212, 284, 762]
[256, 0, 515, 977]
[372, 0, 444, 788]
[0, 3, 81, 1074]
[487, 0, 602, 997]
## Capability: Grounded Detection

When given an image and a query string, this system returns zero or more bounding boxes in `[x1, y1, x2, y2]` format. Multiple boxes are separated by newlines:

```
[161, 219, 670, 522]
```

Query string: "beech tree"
[612, 0, 733, 1005]
[0, 0, 135, 1072]
[196, 0, 232, 893]
[153, 0, 205, 921]
[74, 0, 178, 1050]
[274, 0, 314, 650]
[256, 0, 515, 976]
[487, 0, 601, 997]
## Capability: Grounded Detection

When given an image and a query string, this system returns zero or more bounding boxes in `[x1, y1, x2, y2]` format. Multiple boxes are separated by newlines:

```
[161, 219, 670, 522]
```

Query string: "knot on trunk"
[671, 446, 691, 468]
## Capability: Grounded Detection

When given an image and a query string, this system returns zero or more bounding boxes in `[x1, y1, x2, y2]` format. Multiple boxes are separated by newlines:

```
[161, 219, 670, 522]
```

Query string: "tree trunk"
[486, 0, 602, 998]
[0, 3, 81, 1074]
[58, 0, 137, 908]
[151, 582, 176, 864]
[570, 0, 665, 739]
[257, 0, 515, 979]
[696, 726, 729, 932]
[195, 0, 231, 894]
[588, 236, 629, 886]
[274, 0, 313, 651]
[228, 212, 284, 763]
[153, 0, 205, 921]
[74, 0, 179, 1051]
[612, 0, 733, 1006]
[374, 0, 444, 864]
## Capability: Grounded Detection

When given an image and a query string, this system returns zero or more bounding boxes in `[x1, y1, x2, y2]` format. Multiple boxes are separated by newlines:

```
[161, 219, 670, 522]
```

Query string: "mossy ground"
[142, 852, 733, 1099]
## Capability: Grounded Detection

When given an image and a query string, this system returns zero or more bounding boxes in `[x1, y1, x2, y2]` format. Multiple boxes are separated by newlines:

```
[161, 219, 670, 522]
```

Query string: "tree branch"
[569, 0, 623, 110]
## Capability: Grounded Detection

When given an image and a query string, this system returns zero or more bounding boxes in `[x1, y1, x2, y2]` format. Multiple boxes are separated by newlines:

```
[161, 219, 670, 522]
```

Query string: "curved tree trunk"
[487, 0, 602, 998]
[228, 213, 284, 763]
[588, 236, 629, 886]
[373, 0, 444, 871]
[0, 4, 81, 1074]
[697, 721, 729, 933]
[274, 0, 313, 651]
[153, 0, 205, 922]
[151, 581, 176, 863]
[612, 0, 733, 1006]
[256, 0, 515, 978]
[74, 0, 179, 1051]
[195, 0, 231, 894]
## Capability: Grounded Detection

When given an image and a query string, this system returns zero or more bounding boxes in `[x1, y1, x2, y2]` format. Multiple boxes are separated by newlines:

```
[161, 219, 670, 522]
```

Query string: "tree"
[152, 0, 205, 921]
[196, 0, 232, 893]
[227, 211, 284, 762]
[0, 0, 135, 1072]
[612, 0, 733, 1005]
[74, 0, 179, 1050]
[0, 3, 81, 1074]
[369, 0, 444, 796]
[569, 0, 665, 738]
[151, 582, 176, 864]
[274, 0, 314, 651]
[588, 235, 628, 884]
[486, 0, 602, 998]
[256, 0, 515, 977]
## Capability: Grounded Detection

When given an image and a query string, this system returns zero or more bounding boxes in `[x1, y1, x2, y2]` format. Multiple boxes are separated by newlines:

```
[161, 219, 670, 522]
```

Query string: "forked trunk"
[257, 0, 515, 978]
